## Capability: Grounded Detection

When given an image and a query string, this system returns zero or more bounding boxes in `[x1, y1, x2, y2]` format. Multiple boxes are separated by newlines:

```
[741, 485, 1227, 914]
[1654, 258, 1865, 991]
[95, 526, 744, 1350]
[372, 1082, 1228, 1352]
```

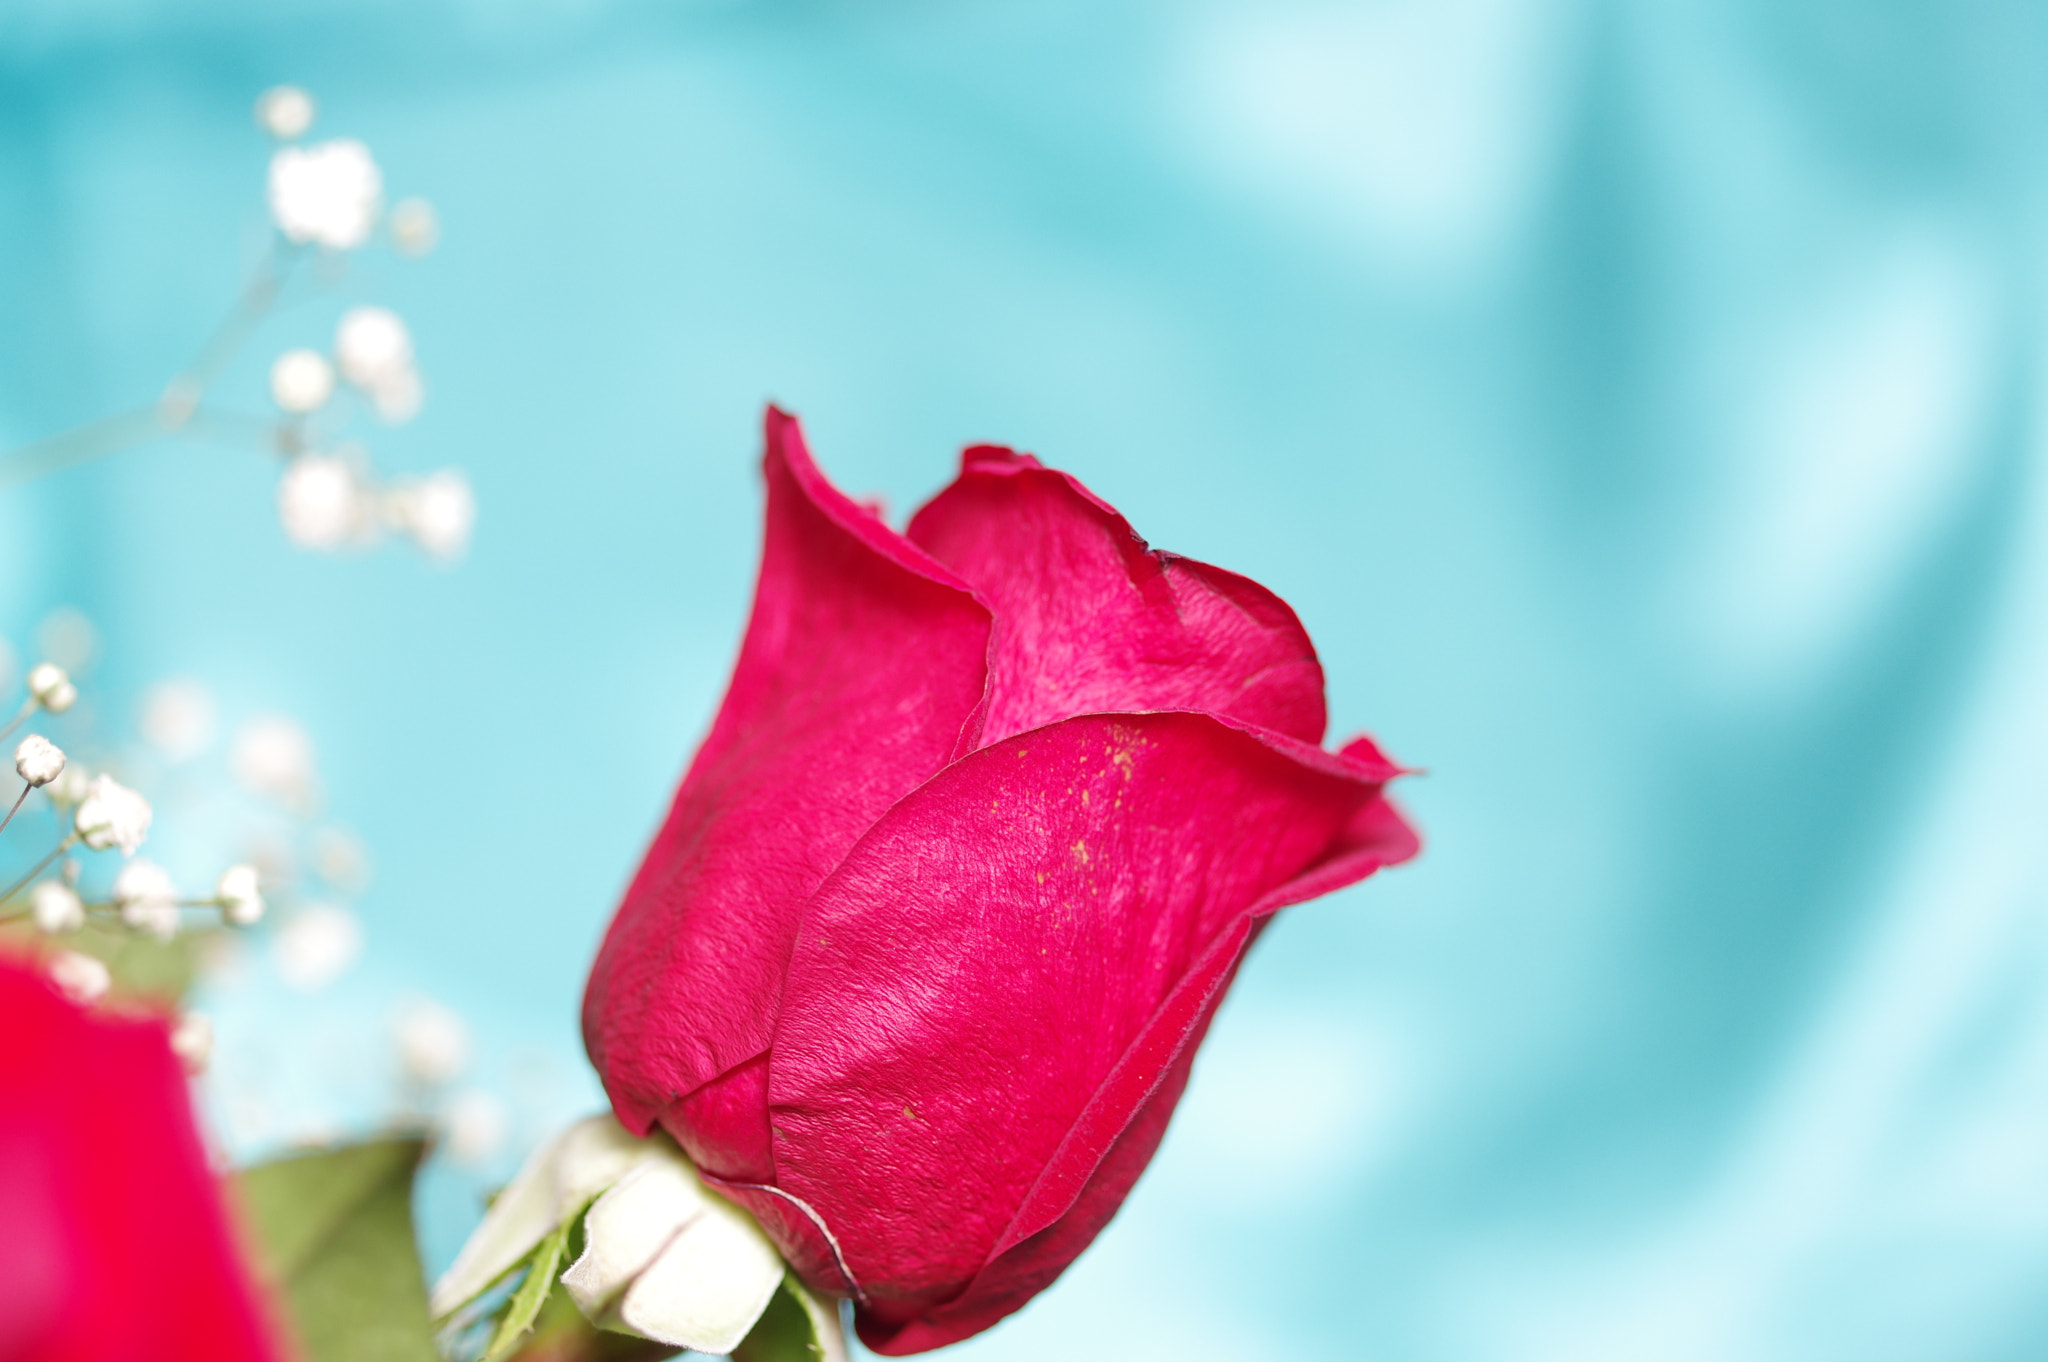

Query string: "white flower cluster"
[277, 452, 475, 560]
[0, 651, 297, 967]
[247, 87, 472, 561]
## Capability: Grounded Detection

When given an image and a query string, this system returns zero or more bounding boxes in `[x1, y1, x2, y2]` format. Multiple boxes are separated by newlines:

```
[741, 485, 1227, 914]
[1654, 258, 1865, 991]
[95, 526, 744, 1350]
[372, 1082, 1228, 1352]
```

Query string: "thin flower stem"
[0, 408, 162, 491]
[0, 834, 77, 908]
[0, 785, 32, 838]
[0, 696, 37, 745]
[169, 243, 296, 400]
[0, 242, 301, 490]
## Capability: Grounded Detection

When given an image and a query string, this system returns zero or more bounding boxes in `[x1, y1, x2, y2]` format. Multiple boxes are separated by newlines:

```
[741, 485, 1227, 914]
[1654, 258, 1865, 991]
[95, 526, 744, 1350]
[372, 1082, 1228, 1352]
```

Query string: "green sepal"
[482, 1213, 573, 1362]
[732, 1274, 844, 1362]
[233, 1136, 438, 1362]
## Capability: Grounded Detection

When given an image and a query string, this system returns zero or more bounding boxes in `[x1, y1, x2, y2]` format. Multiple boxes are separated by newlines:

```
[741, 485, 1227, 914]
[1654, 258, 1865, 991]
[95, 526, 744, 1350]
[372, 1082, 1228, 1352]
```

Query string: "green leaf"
[0, 920, 214, 1003]
[482, 1214, 572, 1362]
[731, 1275, 846, 1362]
[234, 1136, 438, 1362]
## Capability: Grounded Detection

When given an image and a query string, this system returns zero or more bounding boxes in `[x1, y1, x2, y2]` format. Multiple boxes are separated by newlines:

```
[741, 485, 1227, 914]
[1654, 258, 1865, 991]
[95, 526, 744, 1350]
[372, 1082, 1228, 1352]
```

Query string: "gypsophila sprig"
[44, 764, 90, 808]
[0, 87, 471, 567]
[15, 735, 65, 787]
[170, 1012, 214, 1075]
[75, 775, 152, 855]
[112, 859, 179, 941]
[216, 864, 264, 927]
[48, 950, 110, 1006]
[268, 138, 382, 250]
[27, 663, 76, 714]
[30, 881, 84, 935]
[270, 348, 336, 414]
[254, 85, 315, 140]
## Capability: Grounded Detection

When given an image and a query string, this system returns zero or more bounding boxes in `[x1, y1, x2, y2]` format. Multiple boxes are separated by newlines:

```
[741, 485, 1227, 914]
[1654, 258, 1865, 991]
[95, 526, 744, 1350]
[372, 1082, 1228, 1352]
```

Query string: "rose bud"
[583, 408, 1419, 1354]
[0, 953, 284, 1360]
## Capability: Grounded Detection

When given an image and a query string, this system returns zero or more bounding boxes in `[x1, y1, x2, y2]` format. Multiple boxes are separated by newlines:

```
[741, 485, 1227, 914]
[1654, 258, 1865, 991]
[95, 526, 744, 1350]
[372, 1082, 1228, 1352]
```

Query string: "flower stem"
[0, 242, 300, 490]
[0, 833, 78, 909]
[0, 784, 33, 838]
[0, 696, 37, 745]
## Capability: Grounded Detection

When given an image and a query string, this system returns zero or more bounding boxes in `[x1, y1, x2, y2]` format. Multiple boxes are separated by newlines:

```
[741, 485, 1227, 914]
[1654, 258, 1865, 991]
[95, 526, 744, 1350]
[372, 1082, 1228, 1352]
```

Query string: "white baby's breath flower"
[113, 859, 179, 941]
[335, 307, 414, 389]
[15, 735, 64, 787]
[268, 139, 382, 250]
[388, 197, 439, 257]
[30, 881, 84, 935]
[270, 348, 336, 413]
[74, 775, 151, 855]
[274, 904, 360, 992]
[254, 85, 315, 140]
[27, 663, 76, 714]
[45, 763, 90, 808]
[216, 864, 264, 927]
[277, 454, 367, 551]
[385, 470, 475, 561]
[49, 950, 110, 1006]
[395, 998, 469, 1086]
[171, 1012, 215, 1075]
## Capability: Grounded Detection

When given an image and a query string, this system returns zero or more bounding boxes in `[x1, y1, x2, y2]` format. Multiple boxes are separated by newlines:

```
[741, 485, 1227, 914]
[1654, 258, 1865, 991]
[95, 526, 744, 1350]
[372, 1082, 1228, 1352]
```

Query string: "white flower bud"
[216, 864, 264, 927]
[14, 734, 64, 787]
[388, 197, 439, 257]
[254, 85, 315, 140]
[277, 454, 367, 551]
[113, 859, 179, 941]
[45, 764, 90, 808]
[30, 881, 84, 935]
[269, 348, 335, 413]
[394, 998, 469, 1086]
[74, 774, 152, 855]
[334, 307, 414, 390]
[171, 1012, 215, 1075]
[27, 663, 76, 714]
[49, 950, 110, 1006]
[385, 470, 475, 562]
[268, 139, 382, 250]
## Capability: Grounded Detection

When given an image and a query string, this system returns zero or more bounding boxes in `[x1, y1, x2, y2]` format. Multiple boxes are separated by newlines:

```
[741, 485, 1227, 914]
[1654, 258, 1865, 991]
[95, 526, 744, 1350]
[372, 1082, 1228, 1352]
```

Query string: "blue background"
[7, 1, 2048, 1357]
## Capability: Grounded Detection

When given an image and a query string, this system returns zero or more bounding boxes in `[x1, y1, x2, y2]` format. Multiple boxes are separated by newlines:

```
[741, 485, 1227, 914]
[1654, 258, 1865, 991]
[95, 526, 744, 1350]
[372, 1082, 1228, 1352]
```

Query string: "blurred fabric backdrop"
[7, 1, 2048, 1358]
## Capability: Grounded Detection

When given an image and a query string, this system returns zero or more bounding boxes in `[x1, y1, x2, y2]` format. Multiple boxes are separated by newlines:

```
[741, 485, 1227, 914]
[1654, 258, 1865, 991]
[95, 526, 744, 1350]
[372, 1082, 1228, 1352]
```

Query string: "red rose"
[583, 408, 1417, 1353]
[0, 954, 282, 1362]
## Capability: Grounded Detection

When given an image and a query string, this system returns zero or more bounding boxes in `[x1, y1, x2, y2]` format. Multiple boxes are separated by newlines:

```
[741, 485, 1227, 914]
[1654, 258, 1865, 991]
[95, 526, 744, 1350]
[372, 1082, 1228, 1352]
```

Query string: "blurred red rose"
[584, 408, 1417, 1353]
[0, 954, 281, 1362]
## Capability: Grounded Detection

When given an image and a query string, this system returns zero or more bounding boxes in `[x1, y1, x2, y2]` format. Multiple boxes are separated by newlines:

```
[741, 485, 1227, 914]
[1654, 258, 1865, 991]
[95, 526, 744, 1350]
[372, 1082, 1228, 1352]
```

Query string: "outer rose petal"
[907, 446, 1327, 746]
[584, 408, 992, 1146]
[759, 712, 1414, 1343]
[0, 955, 283, 1362]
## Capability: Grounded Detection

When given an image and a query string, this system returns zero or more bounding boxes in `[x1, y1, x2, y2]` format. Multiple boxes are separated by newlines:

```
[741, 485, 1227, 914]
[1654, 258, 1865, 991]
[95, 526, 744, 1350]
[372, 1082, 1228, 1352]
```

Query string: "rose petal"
[615, 1190, 785, 1352]
[430, 1112, 657, 1318]
[0, 957, 282, 1359]
[584, 408, 993, 1145]
[763, 711, 1414, 1334]
[882, 784, 1417, 1352]
[907, 446, 1327, 746]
